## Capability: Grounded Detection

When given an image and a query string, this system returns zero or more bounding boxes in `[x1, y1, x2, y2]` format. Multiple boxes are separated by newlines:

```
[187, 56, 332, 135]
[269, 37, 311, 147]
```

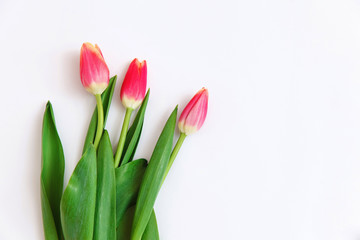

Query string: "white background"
[1, 0, 360, 239]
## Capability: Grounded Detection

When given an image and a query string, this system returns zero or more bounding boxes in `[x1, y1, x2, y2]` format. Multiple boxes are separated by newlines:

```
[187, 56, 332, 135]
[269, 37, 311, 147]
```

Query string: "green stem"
[114, 108, 133, 167]
[162, 133, 186, 184]
[94, 94, 104, 150]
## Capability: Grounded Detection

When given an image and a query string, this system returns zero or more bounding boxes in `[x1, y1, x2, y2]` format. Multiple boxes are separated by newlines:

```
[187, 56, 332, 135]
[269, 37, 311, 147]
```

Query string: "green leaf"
[83, 76, 117, 153]
[115, 159, 147, 227]
[116, 207, 159, 240]
[120, 90, 150, 166]
[41, 101, 65, 240]
[94, 131, 116, 240]
[142, 210, 160, 240]
[131, 106, 178, 240]
[115, 159, 159, 240]
[60, 145, 97, 240]
[40, 181, 58, 239]
[116, 205, 135, 240]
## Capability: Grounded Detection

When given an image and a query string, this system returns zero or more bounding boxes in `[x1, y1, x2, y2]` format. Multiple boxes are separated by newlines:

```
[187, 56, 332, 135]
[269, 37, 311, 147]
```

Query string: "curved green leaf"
[142, 210, 160, 240]
[120, 90, 150, 166]
[116, 205, 135, 240]
[41, 101, 65, 240]
[115, 159, 159, 240]
[116, 159, 147, 226]
[40, 181, 58, 239]
[60, 145, 97, 240]
[83, 76, 117, 153]
[94, 131, 116, 240]
[131, 107, 177, 240]
[116, 207, 159, 240]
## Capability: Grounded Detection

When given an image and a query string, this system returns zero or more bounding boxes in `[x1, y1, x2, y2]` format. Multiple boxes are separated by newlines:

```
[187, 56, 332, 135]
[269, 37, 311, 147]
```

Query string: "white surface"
[1, 0, 360, 239]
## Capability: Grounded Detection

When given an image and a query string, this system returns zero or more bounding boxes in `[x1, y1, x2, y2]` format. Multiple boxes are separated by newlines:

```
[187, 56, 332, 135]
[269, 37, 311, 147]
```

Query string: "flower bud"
[178, 88, 209, 135]
[120, 58, 147, 109]
[80, 43, 110, 95]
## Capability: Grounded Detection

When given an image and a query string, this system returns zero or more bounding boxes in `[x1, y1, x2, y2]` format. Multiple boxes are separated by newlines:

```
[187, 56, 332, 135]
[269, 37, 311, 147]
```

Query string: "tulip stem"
[114, 107, 133, 167]
[94, 94, 104, 150]
[162, 133, 187, 184]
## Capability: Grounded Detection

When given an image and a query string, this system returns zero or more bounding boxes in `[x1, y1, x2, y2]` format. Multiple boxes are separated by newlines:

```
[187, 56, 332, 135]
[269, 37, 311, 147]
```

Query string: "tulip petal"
[80, 43, 110, 95]
[120, 59, 147, 109]
[178, 88, 208, 135]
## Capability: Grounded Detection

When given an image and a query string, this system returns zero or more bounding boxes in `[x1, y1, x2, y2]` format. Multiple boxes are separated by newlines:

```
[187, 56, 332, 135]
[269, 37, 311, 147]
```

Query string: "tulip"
[80, 43, 110, 95]
[120, 58, 147, 109]
[178, 87, 209, 135]
[163, 87, 209, 182]
[114, 58, 147, 167]
[80, 42, 110, 149]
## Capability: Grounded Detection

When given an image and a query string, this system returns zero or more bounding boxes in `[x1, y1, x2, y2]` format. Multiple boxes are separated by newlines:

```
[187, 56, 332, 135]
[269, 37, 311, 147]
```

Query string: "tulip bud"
[120, 58, 147, 109]
[178, 88, 209, 135]
[80, 43, 110, 95]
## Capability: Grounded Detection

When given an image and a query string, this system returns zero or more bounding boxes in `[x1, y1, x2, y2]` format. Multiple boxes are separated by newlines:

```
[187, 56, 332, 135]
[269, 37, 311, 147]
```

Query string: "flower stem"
[114, 108, 133, 167]
[94, 94, 104, 150]
[162, 133, 186, 184]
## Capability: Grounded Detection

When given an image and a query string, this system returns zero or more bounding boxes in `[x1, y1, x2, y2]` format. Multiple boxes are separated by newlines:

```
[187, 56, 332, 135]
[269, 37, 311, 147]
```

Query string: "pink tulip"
[178, 88, 209, 135]
[80, 43, 110, 95]
[120, 58, 147, 109]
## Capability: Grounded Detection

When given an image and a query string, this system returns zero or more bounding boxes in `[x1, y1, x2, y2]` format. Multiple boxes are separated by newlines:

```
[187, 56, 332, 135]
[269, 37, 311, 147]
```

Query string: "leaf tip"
[46, 101, 52, 109]
[102, 129, 110, 139]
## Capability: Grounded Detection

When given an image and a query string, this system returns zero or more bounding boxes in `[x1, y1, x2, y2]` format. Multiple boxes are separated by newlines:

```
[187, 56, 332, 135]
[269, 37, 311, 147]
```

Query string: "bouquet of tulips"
[40, 43, 209, 240]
